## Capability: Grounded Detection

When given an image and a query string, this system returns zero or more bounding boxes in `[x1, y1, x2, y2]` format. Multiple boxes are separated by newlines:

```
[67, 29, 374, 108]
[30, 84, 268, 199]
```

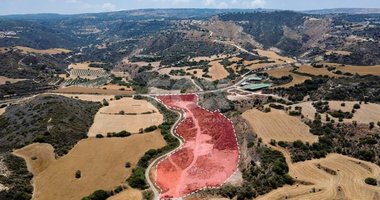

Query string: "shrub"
[353, 104, 361, 109]
[144, 125, 158, 133]
[96, 134, 104, 138]
[128, 167, 147, 189]
[82, 190, 111, 200]
[125, 162, 131, 168]
[370, 122, 375, 130]
[270, 139, 277, 146]
[75, 170, 81, 179]
[365, 177, 377, 186]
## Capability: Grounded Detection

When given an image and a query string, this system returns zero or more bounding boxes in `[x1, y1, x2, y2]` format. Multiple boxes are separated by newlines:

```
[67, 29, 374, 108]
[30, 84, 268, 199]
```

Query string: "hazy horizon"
[1, 0, 380, 15]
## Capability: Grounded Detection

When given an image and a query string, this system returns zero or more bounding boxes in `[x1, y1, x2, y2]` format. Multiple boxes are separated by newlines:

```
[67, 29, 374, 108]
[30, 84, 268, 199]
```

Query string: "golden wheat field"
[242, 108, 318, 144]
[88, 97, 163, 136]
[19, 131, 165, 200]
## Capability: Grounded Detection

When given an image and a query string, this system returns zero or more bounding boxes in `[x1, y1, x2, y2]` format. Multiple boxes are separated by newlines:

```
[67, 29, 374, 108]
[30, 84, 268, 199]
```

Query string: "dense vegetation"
[0, 95, 100, 200]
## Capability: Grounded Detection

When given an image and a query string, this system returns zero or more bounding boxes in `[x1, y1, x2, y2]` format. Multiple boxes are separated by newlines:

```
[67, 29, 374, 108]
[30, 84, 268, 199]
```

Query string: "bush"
[75, 170, 81, 179]
[128, 167, 147, 189]
[353, 104, 361, 109]
[82, 190, 111, 200]
[144, 125, 158, 133]
[370, 122, 375, 130]
[95, 134, 104, 138]
[125, 162, 131, 168]
[365, 177, 377, 186]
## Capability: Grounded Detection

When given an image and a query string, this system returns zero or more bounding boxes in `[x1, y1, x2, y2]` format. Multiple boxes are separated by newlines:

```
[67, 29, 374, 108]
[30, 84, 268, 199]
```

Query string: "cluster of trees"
[211, 147, 293, 199]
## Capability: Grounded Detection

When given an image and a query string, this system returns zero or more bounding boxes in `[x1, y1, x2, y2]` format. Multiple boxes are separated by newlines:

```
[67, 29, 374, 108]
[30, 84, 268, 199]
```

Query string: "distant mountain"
[304, 8, 380, 15]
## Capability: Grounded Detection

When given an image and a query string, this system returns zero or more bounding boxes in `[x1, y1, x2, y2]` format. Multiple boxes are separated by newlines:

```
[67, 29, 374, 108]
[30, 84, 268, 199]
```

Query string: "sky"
[0, 0, 380, 15]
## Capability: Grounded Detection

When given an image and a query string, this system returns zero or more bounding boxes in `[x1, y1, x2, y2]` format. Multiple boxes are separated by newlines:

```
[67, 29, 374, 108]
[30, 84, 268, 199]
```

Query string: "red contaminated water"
[155, 94, 239, 199]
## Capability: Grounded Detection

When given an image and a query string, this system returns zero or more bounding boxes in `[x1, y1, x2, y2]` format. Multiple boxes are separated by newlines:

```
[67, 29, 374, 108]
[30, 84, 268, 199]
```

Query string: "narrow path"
[145, 108, 184, 200]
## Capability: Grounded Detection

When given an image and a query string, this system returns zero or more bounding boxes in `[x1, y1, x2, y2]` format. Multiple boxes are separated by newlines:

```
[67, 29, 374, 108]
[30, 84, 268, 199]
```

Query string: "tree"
[125, 162, 131, 168]
[370, 122, 375, 130]
[75, 170, 81, 179]
[365, 177, 377, 186]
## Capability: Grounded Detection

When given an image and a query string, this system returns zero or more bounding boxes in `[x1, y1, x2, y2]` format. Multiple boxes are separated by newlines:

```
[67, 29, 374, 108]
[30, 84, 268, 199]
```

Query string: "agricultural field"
[296, 65, 341, 77]
[323, 63, 380, 76]
[207, 60, 230, 80]
[54, 86, 134, 95]
[88, 97, 163, 136]
[52, 93, 115, 102]
[242, 108, 318, 144]
[155, 95, 239, 199]
[266, 67, 311, 88]
[257, 152, 380, 200]
[325, 50, 352, 56]
[14, 46, 71, 55]
[294, 101, 380, 124]
[256, 49, 295, 63]
[0, 76, 27, 85]
[20, 131, 165, 200]
[13, 143, 56, 176]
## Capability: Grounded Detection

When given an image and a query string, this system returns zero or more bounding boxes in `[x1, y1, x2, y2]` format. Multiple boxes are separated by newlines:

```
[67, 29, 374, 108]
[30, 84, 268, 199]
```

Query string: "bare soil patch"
[15, 46, 71, 55]
[88, 97, 163, 136]
[31, 131, 166, 200]
[242, 108, 318, 144]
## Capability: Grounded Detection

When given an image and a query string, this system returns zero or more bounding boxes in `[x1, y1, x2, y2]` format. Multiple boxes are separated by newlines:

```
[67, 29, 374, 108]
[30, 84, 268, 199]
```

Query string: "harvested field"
[107, 188, 142, 200]
[31, 131, 166, 200]
[256, 49, 295, 63]
[295, 101, 380, 124]
[266, 68, 311, 88]
[15, 46, 71, 55]
[88, 97, 163, 136]
[245, 62, 277, 71]
[257, 152, 380, 200]
[325, 50, 352, 56]
[208, 60, 229, 80]
[155, 95, 239, 199]
[266, 67, 293, 78]
[242, 108, 318, 144]
[54, 86, 134, 95]
[296, 65, 341, 77]
[275, 73, 311, 88]
[68, 62, 102, 70]
[0, 76, 27, 85]
[329, 101, 380, 124]
[100, 84, 133, 91]
[52, 93, 114, 102]
[13, 143, 56, 176]
[324, 63, 380, 76]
